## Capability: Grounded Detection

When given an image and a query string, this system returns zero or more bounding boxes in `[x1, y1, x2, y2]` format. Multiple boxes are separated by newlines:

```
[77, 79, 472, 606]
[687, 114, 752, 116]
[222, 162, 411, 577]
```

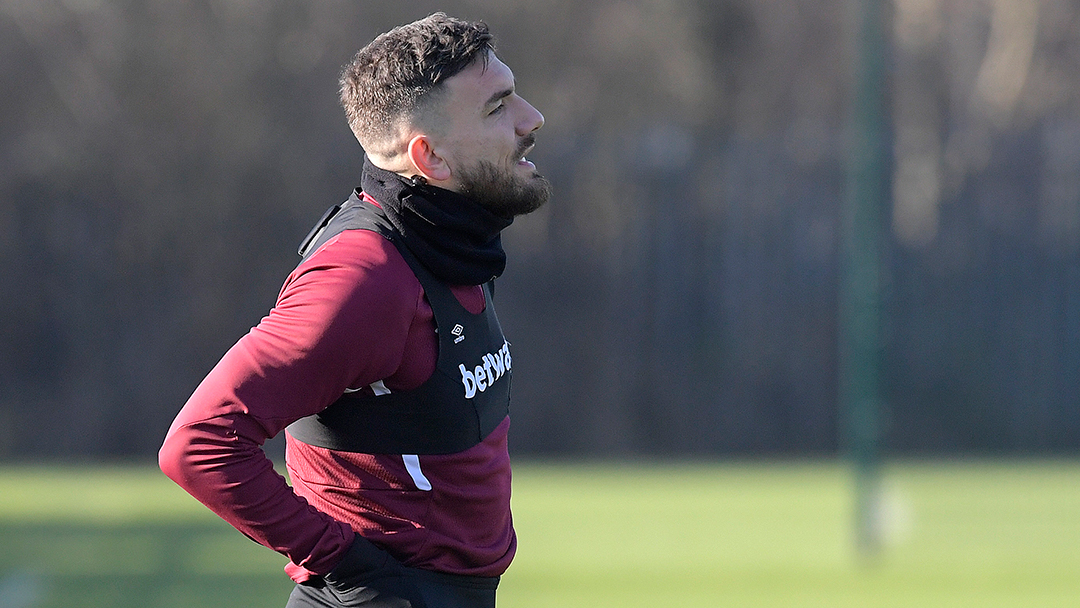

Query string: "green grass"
[0, 460, 1077, 607]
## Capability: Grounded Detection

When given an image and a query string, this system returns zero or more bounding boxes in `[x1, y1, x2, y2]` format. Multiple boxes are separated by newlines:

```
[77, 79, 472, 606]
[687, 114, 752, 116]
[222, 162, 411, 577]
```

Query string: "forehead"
[443, 53, 515, 111]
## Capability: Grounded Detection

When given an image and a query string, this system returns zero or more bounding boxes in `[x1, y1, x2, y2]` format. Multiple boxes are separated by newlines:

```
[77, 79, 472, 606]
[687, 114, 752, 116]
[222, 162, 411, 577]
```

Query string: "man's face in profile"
[431, 53, 551, 217]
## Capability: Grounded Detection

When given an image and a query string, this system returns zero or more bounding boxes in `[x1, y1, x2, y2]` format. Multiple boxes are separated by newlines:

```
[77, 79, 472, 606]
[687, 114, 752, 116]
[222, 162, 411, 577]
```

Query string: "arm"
[159, 230, 421, 578]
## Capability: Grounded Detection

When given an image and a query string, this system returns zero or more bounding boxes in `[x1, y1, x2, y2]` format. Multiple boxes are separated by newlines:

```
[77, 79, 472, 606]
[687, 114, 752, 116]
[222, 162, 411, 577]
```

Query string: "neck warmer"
[360, 157, 514, 286]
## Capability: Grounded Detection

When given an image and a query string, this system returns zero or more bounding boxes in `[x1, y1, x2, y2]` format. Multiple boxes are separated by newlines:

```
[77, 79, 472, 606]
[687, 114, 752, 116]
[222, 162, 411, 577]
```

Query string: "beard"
[457, 158, 552, 218]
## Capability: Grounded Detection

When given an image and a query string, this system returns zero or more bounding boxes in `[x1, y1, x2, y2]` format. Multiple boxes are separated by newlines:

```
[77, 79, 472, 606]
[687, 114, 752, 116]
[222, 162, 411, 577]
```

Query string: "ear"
[406, 135, 452, 182]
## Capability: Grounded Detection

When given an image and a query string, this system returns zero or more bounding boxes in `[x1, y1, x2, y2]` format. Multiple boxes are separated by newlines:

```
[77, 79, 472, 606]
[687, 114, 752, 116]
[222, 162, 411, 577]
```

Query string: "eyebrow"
[484, 87, 514, 110]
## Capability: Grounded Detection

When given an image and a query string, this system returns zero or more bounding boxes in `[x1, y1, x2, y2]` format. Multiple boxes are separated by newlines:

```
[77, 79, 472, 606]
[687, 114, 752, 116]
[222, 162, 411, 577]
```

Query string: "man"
[159, 13, 550, 608]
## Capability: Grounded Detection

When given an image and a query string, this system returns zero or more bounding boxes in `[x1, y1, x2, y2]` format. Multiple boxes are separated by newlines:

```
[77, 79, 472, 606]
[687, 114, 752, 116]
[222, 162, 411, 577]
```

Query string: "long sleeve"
[159, 229, 425, 578]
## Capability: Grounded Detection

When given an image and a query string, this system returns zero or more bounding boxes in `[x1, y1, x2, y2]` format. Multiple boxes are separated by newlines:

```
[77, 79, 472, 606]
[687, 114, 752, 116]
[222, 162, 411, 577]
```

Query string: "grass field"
[0, 460, 1077, 607]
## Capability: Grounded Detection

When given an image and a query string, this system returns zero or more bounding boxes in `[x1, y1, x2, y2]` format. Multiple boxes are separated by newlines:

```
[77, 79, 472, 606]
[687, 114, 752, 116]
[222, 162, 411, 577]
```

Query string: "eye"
[488, 102, 505, 116]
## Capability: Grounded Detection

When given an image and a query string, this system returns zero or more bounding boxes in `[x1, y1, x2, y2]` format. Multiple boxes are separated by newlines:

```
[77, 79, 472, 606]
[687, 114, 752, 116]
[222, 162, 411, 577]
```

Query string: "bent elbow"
[158, 426, 195, 489]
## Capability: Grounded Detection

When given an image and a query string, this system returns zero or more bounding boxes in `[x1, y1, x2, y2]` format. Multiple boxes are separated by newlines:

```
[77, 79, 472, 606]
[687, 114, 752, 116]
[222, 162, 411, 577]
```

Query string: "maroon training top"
[159, 226, 515, 583]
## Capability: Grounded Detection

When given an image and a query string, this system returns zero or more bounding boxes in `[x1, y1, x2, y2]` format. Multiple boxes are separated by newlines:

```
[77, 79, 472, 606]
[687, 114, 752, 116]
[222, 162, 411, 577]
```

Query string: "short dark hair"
[340, 13, 495, 155]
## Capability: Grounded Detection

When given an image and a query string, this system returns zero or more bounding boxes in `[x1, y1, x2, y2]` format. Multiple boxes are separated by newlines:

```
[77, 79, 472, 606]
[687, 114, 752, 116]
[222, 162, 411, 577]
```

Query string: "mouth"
[515, 141, 536, 170]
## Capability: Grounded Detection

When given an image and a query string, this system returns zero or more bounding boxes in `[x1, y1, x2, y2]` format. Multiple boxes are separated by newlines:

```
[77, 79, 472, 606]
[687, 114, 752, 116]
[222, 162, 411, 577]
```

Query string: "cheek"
[450, 135, 510, 166]
[441, 116, 518, 167]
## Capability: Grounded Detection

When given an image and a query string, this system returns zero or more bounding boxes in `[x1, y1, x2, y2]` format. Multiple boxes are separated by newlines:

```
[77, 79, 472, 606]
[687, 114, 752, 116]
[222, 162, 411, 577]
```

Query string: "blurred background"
[1, 0, 1078, 462]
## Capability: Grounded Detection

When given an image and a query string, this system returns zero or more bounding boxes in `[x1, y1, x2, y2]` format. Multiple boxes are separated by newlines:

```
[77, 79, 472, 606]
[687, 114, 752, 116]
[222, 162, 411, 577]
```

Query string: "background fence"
[1, 0, 1077, 459]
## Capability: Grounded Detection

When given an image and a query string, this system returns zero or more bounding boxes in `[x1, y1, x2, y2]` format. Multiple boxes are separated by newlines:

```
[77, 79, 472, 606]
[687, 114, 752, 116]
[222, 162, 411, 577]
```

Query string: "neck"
[360, 157, 513, 285]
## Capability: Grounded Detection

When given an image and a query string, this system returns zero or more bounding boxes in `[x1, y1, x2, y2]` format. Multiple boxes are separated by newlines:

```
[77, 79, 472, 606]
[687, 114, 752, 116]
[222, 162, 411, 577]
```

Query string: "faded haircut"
[340, 13, 495, 156]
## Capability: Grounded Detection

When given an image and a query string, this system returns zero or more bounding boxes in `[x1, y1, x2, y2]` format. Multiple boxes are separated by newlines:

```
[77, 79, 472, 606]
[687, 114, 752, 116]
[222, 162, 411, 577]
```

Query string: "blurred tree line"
[1, 0, 1077, 459]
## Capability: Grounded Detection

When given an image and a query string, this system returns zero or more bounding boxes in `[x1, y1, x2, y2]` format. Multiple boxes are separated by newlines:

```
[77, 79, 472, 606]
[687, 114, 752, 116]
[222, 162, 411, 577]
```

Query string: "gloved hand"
[321, 537, 424, 607]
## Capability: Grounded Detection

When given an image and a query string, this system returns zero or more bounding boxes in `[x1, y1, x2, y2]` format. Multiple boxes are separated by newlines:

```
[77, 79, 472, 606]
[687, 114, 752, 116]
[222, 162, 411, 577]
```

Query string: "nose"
[517, 98, 544, 135]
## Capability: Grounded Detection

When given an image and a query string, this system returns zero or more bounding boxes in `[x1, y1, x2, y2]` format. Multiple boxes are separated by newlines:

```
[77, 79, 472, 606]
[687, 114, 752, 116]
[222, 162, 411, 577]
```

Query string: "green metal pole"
[841, 0, 888, 558]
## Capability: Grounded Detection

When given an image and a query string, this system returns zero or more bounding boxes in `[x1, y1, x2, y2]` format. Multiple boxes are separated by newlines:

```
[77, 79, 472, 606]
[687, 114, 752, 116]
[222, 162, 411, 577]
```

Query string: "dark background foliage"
[1, 0, 1077, 459]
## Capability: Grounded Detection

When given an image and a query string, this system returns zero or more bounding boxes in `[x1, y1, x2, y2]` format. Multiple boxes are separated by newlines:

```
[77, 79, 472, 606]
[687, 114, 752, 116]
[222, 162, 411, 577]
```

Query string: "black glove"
[321, 537, 423, 608]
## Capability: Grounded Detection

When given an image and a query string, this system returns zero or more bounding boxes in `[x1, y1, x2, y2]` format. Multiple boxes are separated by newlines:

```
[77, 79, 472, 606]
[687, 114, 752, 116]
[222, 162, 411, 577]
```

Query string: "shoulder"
[274, 229, 424, 334]
[287, 229, 417, 299]
[302, 228, 407, 275]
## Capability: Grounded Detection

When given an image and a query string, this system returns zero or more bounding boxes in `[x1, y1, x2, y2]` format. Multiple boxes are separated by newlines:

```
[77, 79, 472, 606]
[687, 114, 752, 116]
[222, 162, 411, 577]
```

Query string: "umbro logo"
[451, 324, 465, 344]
